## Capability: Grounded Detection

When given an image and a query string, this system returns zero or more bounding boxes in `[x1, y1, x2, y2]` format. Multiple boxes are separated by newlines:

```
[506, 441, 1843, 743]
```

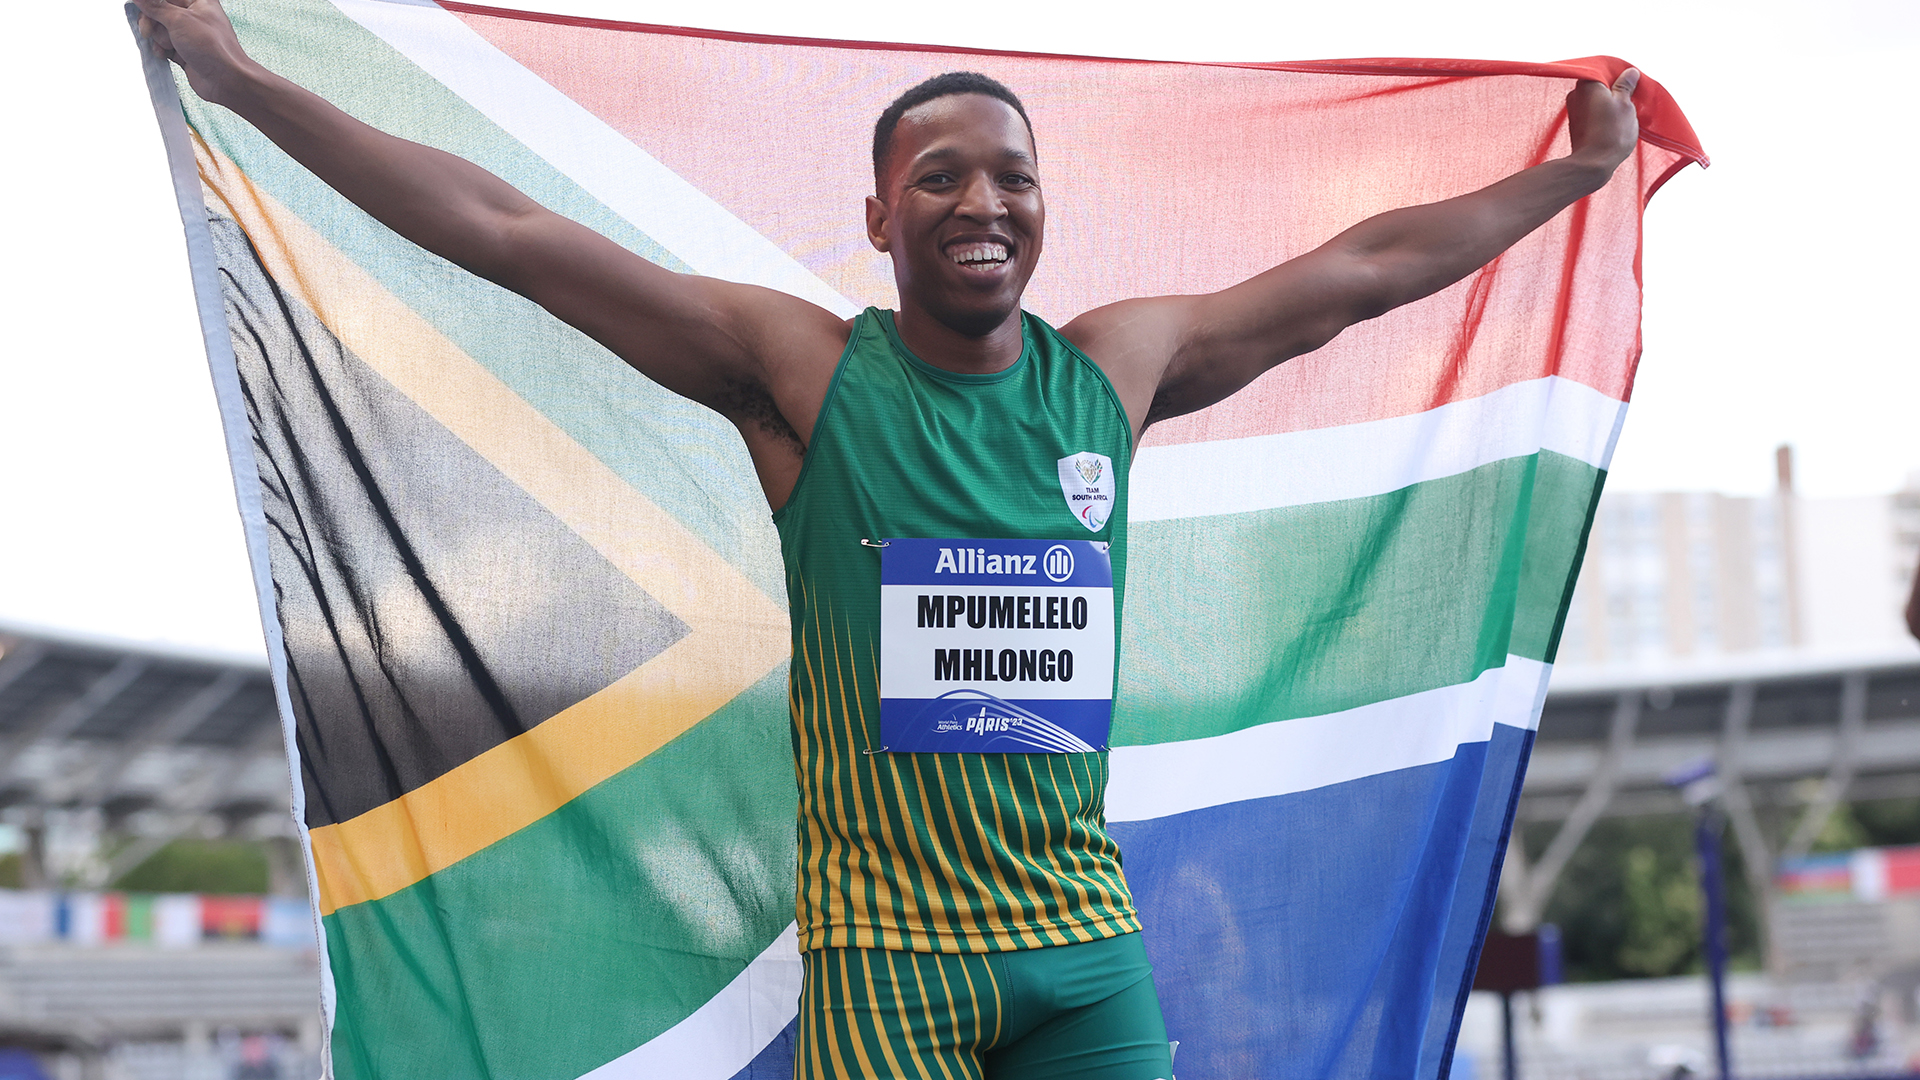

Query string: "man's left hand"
[1567, 68, 1641, 173]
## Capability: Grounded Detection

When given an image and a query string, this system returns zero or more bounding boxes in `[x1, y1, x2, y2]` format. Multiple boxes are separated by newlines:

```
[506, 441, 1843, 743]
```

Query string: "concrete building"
[1557, 452, 1920, 675]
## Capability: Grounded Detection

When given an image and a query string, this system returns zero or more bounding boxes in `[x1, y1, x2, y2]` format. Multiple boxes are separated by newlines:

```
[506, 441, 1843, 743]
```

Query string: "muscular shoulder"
[1058, 296, 1198, 439]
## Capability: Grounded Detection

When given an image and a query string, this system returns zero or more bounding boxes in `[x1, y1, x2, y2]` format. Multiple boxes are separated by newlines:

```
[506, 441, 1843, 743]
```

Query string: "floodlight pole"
[1696, 804, 1734, 1080]
[1670, 758, 1735, 1080]
[1500, 990, 1518, 1080]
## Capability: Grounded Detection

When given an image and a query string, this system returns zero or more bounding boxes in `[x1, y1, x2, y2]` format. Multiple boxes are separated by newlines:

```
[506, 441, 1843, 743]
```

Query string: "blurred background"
[1453, 451, 1920, 1079]
[3, 0, 1916, 1078]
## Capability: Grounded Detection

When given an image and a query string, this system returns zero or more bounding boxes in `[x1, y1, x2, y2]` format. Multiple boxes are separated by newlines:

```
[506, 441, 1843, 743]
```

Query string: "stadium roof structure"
[7, 617, 1918, 922]
[1509, 651, 1920, 932]
[0, 623, 290, 888]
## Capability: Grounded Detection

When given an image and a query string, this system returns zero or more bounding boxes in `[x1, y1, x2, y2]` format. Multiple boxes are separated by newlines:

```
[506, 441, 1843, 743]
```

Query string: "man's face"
[866, 94, 1044, 338]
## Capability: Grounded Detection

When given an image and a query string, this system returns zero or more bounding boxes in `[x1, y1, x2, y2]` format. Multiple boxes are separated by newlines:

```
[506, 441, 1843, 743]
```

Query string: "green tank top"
[774, 308, 1141, 954]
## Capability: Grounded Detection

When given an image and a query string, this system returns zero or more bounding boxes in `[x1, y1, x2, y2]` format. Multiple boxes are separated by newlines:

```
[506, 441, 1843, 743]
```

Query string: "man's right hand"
[133, 0, 849, 511]
[133, 0, 260, 109]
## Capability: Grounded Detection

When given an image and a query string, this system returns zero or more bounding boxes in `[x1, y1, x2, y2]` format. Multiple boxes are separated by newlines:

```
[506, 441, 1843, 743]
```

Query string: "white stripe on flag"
[583, 660, 1551, 1074]
[329, 0, 860, 317]
[1106, 656, 1551, 823]
[1129, 376, 1625, 522]
[582, 922, 803, 1080]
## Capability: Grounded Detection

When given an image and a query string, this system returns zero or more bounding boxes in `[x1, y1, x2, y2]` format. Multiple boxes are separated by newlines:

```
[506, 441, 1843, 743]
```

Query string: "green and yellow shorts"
[796, 931, 1174, 1080]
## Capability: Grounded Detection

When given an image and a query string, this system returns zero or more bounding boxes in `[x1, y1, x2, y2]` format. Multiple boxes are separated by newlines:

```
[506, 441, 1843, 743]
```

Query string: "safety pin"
[860, 538, 890, 548]
[862, 745, 892, 755]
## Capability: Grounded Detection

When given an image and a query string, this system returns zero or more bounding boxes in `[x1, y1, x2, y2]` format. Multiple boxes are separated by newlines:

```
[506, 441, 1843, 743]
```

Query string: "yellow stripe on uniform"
[965, 760, 1061, 949]
[837, 949, 884, 1080]
[908, 953, 963, 1080]
[825, 606, 880, 937]
[876, 951, 931, 1080]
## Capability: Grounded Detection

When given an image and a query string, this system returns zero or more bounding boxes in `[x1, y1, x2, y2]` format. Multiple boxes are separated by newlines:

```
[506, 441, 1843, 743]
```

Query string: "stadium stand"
[0, 625, 319, 1077]
[0, 624, 292, 890]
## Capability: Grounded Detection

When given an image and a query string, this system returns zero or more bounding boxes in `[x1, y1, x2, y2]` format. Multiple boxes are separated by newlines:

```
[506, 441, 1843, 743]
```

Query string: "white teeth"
[949, 242, 1009, 266]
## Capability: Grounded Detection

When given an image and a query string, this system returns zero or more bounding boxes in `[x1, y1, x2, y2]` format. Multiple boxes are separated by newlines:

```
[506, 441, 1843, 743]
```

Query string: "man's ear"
[864, 194, 892, 254]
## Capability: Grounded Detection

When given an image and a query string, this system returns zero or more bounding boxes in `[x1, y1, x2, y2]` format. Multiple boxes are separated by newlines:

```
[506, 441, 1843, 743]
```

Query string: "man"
[135, 2, 1641, 1077]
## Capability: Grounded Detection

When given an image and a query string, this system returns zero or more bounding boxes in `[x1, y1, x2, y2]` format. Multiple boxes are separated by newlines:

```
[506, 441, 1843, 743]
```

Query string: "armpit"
[716, 377, 806, 458]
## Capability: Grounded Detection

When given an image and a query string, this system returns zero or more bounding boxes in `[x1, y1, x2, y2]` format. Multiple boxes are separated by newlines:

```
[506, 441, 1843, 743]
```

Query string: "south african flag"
[132, 1, 1704, 1076]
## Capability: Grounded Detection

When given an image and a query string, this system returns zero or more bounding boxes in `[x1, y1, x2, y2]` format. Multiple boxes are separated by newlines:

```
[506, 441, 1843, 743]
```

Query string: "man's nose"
[955, 174, 1006, 221]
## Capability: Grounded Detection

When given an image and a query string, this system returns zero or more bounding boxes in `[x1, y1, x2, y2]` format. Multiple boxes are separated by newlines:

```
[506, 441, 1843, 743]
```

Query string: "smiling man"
[135, 2, 1640, 1077]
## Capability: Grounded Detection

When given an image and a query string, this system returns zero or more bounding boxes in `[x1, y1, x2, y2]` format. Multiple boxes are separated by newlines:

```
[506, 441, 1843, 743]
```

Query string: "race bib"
[878, 538, 1115, 753]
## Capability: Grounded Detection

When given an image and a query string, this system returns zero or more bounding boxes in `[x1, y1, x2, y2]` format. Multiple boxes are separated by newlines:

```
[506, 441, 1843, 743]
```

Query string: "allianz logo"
[933, 544, 1075, 583]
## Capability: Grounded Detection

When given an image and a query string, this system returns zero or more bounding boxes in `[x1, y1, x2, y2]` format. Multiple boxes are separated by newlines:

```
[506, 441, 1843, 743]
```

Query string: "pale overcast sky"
[1, 0, 1914, 657]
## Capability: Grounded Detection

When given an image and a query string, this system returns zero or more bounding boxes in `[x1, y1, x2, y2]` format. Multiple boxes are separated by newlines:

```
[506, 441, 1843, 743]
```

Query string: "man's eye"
[921, 172, 956, 186]
[1002, 174, 1035, 189]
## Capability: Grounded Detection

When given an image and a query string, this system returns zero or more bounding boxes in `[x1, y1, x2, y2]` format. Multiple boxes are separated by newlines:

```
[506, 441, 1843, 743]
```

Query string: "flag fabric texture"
[134, 2, 1704, 1077]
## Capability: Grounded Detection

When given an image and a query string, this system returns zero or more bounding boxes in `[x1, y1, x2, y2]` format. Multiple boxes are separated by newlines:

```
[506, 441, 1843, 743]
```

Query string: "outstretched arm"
[1906, 559, 1920, 642]
[134, 0, 846, 497]
[1065, 70, 1642, 437]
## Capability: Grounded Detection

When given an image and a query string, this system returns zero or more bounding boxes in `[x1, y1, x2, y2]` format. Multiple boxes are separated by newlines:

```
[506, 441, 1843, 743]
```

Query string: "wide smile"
[945, 240, 1012, 275]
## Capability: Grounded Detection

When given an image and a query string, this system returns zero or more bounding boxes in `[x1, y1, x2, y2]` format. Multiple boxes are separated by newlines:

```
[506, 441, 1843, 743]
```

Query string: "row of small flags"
[0, 889, 314, 948]
[1776, 845, 1920, 904]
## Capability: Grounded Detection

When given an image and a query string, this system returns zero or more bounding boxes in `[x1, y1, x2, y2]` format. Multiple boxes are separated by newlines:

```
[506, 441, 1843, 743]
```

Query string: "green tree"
[1617, 845, 1702, 976]
[1808, 803, 1872, 853]
[113, 839, 269, 894]
[1528, 814, 1761, 982]
[1839, 798, 1920, 849]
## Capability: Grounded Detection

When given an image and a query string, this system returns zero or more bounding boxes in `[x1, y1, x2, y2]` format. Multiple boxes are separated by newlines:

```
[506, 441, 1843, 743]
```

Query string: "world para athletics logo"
[1043, 544, 1075, 582]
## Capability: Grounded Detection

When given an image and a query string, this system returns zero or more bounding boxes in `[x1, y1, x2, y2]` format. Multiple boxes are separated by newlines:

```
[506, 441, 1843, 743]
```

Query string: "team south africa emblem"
[1056, 451, 1116, 533]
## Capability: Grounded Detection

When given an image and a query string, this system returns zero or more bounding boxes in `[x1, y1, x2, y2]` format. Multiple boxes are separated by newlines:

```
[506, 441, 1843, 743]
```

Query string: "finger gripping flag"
[131, 2, 1703, 1077]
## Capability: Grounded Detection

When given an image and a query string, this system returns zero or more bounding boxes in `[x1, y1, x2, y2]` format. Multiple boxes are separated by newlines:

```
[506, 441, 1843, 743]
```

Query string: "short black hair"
[871, 72, 1034, 192]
